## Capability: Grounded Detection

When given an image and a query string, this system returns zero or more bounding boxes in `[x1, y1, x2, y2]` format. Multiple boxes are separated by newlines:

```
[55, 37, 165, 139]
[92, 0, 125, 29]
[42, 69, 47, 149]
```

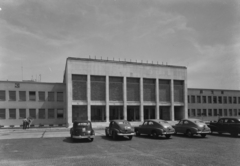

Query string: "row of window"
[0, 91, 64, 102]
[188, 95, 240, 104]
[188, 108, 240, 117]
[0, 108, 64, 119]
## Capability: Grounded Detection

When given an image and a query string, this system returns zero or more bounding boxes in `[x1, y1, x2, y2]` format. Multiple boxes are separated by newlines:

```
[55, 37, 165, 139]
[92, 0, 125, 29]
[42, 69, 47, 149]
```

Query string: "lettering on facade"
[15, 83, 20, 88]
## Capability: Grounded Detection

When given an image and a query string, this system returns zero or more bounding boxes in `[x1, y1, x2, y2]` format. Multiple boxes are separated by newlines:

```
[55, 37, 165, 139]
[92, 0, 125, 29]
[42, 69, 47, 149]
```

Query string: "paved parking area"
[0, 129, 240, 166]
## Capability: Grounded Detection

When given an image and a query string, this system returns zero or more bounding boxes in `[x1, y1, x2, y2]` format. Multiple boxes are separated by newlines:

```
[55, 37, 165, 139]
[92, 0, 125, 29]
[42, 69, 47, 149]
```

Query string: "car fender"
[152, 128, 162, 135]
[188, 127, 198, 134]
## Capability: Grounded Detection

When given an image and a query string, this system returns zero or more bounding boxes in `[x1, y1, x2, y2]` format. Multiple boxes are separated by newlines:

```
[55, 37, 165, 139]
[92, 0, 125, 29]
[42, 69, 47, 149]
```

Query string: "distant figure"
[26, 117, 33, 129]
[22, 118, 28, 129]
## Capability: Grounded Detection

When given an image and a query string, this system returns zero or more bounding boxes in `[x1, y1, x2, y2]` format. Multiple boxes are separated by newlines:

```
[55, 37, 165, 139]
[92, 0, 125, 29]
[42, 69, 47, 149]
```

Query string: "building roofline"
[188, 87, 240, 92]
[67, 57, 187, 69]
[0, 80, 65, 85]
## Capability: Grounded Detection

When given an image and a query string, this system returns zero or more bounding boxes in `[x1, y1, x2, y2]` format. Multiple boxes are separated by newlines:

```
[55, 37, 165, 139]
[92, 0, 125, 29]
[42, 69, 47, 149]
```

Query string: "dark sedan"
[70, 120, 95, 142]
[134, 119, 175, 139]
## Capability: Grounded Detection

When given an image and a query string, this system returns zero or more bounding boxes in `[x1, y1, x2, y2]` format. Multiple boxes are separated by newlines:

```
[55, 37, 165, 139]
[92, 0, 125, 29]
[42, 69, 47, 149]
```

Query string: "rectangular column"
[140, 77, 144, 122]
[87, 74, 91, 121]
[106, 76, 109, 122]
[184, 79, 188, 119]
[155, 79, 159, 119]
[170, 79, 174, 121]
[66, 65, 72, 127]
[123, 77, 127, 120]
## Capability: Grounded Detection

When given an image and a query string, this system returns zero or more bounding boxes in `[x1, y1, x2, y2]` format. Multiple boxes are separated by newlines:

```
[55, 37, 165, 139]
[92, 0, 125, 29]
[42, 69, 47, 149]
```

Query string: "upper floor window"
[213, 96, 217, 104]
[191, 96, 195, 103]
[57, 92, 64, 102]
[224, 97, 227, 104]
[19, 91, 26, 101]
[0, 109, 6, 119]
[218, 96, 222, 104]
[39, 91, 45, 101]
[48, 92, 54, 102]
[228, 97, 232, 104]
[9, 109, 16, 119]
[9, 91, 16, 101]
[233, 97, 237, 104]
[19, 109, 26, 119]
[29, 91, 36, 101]
[197, 96, 201, 103]
[48, 109, 55, 119]
[202, 96, 206, 103]
[57, 109, 64, 119]
[0, 91, 6, 101]
[208, 96, 212, 103]
[208, 109, 212, 116]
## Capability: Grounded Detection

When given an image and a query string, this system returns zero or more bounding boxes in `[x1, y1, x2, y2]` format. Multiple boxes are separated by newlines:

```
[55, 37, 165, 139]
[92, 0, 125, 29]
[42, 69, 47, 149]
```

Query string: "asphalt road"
[0, 131, 240, 166]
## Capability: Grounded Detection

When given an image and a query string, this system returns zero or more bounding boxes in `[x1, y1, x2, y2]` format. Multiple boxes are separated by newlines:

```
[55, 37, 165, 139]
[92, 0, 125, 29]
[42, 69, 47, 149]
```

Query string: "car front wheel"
[105, 130, 109, 137]
[165, 134, 171, 139]
[201, 134, 206, 138]
[128, 136, 133, 140]
[112, 131, 117, 140]
[186, 130, 193, 137]
[89, 138, 94, 142]
[152, 131, 158, 139]
[135, 130, 140, 136]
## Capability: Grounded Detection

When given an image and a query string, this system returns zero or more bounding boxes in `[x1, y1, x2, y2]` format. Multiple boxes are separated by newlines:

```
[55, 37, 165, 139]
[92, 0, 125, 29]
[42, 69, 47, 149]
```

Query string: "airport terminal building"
[0, 57, 187, 127]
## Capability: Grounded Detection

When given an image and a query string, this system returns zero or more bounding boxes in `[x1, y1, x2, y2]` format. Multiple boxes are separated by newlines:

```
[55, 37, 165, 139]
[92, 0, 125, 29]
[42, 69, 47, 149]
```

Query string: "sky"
[0, 0, 240, 90]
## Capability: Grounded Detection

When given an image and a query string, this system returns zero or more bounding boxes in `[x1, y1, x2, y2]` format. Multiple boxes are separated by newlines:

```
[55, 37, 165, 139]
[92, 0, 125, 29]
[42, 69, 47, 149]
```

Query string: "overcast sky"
[0, 0, 239, 90]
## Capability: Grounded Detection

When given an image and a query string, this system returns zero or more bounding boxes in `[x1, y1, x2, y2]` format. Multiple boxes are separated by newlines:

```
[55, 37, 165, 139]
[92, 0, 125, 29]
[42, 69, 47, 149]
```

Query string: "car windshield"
[193, 120, 205, 124]
[158, 121, 168, 124]
[117, 121, 130, 125]
[76, 122, 90, 126]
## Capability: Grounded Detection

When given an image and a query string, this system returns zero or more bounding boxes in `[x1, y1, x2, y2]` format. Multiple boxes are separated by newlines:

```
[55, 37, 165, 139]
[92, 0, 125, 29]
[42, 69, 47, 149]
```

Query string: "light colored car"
[135, 119, 175, 139]
[70, 120, 95, 142]
[173, 119, 211, 138]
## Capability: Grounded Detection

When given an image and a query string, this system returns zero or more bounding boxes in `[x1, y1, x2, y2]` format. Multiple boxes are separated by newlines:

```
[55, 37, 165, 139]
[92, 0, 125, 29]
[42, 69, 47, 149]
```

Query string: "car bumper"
[117, 133, 135, 136]
[72, 135, 95, 139]
[196, 131, 211, 134]
[162, 131, 175, 135]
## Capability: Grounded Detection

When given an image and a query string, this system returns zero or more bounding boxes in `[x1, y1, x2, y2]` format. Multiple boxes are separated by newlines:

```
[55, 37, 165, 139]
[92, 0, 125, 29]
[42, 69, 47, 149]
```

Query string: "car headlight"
[87, 130, 91, 134]
[198, 124, 204, 127]
[163, 126, 168, 129]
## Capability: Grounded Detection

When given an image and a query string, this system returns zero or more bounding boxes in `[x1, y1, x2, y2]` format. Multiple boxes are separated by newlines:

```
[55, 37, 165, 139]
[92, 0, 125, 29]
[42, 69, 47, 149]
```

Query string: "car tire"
[218, 131, 222, 135]
[128, 136, 133, 140]
[89, 138, 94, 142]
[165, 134, 171, 139]
[201, 134, 206, 138]
[112, 131, 117, 140]
[231, 132, 238, 137]
[186, 130, 193, 137]
[152, 131, 158, 139]
[105, 130, 109, 137]
[135, 130, 140, 136]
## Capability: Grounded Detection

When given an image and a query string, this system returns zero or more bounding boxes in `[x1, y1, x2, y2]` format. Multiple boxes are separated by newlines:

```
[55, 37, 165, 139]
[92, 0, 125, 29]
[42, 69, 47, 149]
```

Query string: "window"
[214, 109, 218, 116]
[0, 109, 6, 119]
[0, 91, 6, 101]
[188, 109, 190, 116]
[19, 91, 26, 101]
[234, 109, 237, 116]
[9, 109, 16, 119]
[233, 97, 237, 104]
[29, 109, 36, 119]
[57, 92, 64, 102]
[229, 97, 232, 104]
[39, 109, 45, 119]
[239, 109, 240, 116]
[148, 121, 154, 125]
[39, 92, 45, 101]
[191, 109, 195, 116]
[224, 109, 228, 116]
[183, 121, 189, 124]
[219, 109, 222, 116]
[219, 119, 224, 123]
[57, 109, 64, 118]
[238, 97, 240, 104]
[197, 96, 201, 103]
[9, 91, 16, 101]
[191, 96, 195, 103]
[224, 97, 227, 104]
[48, 92, 54, 101]
[202, 96, 206, 103]
[202, 109, 206, 116]
[29, 91, 36, 101]
[218, 97, 222, 104]
[48, 109, 55, 119]
[188, 96, 190, 103]
[208, 109, 212, 116]
[213, 96, 217, 104]
[229, 109, 232, 116]
[19, 109, 26, 119]
[208, 96, 212, 104]
[197, 109, 201, 116]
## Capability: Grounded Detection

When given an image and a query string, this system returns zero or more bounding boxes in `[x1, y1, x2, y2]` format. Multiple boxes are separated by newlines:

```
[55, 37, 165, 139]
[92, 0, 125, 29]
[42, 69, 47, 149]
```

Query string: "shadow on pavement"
[63, 137, 93, 143]
[209, 133, 239, 138]
[100, 135, 133, 141]
[173, 134, 210, 139]
[135, 135, 173, 140]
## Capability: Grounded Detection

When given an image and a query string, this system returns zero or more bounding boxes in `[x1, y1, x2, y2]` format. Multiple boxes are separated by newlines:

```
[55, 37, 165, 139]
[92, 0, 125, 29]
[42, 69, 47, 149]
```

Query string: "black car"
[70, 120, 95, 142]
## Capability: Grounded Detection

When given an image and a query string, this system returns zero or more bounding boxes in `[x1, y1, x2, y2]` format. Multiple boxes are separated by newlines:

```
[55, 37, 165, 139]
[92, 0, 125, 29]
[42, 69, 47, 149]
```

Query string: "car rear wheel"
[112, 131, 117, 140]
[186, 130, 193, 137]
[201, 134, 206, 138]
[128, 136, 133, 140]
[152, 131, 158, 139]
[135, 130, 140, 136]
[165, 134, 171, 139]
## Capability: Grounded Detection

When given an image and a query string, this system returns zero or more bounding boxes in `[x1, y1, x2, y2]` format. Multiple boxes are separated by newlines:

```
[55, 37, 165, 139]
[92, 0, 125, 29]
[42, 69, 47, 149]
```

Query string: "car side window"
[183, 121, 189, 125]
[143, 122, 148, 126]
[148, 122, 154, 126]
[227, 119, 235, 123]
[178, 120, 183, 125]
[224, 119, 228, 123]
[219, 119, 224, 123]
[110, 122, 114, 127]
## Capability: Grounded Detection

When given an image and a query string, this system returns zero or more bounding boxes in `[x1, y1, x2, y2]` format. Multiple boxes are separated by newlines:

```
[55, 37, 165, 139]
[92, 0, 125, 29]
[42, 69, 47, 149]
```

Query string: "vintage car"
[208, 117, 240, 137]
[173, 119, 211, 138]
[70, 120, 95, 142]
[134, 119, 175, 139]
[105, 120, 135, 140]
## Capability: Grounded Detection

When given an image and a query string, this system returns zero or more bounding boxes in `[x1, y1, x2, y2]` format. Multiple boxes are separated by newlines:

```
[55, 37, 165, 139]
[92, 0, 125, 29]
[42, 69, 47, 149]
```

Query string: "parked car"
[70, 120, 95, 142]
[208, 117, 240, 137]
[105, 120, 135, 140]
[134, 119, 175, 139]
[173, 119, 211, 138]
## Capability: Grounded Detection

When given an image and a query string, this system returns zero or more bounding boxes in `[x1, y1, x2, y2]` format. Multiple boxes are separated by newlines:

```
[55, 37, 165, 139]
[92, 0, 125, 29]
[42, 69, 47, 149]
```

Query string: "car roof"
[73, 120, 91, 123]
[144, 119, 166, 122]
[181, 119, 201, 122]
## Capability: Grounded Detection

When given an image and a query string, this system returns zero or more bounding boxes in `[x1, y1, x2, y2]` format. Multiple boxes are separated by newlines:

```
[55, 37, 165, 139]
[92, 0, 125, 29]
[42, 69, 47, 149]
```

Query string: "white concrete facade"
[64, 57, 188, 127]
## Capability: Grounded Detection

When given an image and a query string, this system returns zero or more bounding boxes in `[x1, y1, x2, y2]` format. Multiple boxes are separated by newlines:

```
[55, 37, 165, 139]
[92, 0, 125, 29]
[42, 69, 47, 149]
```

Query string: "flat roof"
[67, 57, 187, 69]
[188, 88, 240, 92]
[0, 80, 65, 85]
